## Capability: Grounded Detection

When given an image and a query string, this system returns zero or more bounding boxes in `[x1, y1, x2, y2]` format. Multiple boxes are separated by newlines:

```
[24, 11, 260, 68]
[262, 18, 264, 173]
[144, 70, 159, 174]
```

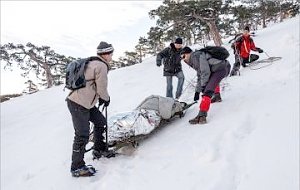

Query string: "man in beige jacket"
[66, 41, 114, 177]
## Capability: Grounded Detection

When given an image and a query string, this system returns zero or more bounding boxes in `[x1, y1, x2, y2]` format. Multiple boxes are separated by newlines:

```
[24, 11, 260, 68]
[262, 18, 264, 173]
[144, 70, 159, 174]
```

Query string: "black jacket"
[156, 43, 182, 76]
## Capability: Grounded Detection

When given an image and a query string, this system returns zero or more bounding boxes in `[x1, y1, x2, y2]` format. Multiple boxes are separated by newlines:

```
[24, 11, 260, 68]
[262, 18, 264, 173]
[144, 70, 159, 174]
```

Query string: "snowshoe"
[71, 165, 96, 177]
[92, 149, 116, 159]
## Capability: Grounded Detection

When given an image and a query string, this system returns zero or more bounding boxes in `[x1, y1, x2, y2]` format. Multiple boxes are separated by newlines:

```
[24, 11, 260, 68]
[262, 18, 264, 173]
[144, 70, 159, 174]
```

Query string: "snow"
[1, 16, 299, 190]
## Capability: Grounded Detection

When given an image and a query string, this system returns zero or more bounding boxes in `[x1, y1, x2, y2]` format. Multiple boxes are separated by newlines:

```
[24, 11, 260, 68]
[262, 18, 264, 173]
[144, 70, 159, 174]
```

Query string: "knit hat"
[244, 26, 250, 32]
[97, 41, 114, 54]
[180, 46, 192, 54]
[175, 37, 183, 44]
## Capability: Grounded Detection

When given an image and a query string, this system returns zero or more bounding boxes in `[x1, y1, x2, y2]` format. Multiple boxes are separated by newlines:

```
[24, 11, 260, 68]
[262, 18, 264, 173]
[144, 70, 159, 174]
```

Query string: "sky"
[0, 1, 162, 94]
[1, 16, 299, 190]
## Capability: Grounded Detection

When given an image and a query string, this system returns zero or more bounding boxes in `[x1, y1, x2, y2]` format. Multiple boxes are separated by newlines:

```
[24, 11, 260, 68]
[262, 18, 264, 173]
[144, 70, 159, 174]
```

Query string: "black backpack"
[65, 56, 101, 90]
[198, 46, 230, 60]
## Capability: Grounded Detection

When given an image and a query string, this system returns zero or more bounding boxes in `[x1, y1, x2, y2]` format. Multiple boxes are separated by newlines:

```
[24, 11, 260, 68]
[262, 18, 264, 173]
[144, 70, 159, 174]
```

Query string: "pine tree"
[0, 42, 75, 88]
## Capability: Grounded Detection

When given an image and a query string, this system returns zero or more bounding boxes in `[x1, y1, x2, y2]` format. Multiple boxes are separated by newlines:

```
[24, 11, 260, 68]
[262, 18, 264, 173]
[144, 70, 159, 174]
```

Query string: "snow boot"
[189, 111, 207, 124]
[230, 69, 239, 76]
[211, 93, 222, 103]
[92, 149, 116, 159]
[71, 165, 96, 177]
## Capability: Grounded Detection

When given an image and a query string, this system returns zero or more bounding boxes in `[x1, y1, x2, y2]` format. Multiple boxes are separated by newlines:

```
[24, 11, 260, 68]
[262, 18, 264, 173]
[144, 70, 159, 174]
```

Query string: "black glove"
[99, 97, 110, 107]
[194, 92, 200, 101]
[257, 48, 263, 53]
[156, 62, 161, 67]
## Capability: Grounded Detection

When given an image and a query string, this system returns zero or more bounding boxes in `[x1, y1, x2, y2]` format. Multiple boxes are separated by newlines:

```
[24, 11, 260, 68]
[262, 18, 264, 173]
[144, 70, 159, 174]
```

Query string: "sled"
[87, 95, 196, 155]
[249, 56, 282, 70]
[109, 101, 196, 154]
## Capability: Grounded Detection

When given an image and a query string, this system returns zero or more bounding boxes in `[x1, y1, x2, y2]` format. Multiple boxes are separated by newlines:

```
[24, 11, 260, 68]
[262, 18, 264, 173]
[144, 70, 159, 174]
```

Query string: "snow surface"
[1, 16, 299, 190]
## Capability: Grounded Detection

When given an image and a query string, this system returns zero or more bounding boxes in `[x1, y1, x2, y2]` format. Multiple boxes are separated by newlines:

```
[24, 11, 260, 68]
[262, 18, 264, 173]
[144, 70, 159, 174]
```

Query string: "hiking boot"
[211, 93, 222, 103]
[230, 69, 240, 76]
[92, 149, 116, 159]
[230, 70, 236, 76]
[189, 115, 207, 124]
[71, 165, 96, 177]
[189, 111, 207, 124]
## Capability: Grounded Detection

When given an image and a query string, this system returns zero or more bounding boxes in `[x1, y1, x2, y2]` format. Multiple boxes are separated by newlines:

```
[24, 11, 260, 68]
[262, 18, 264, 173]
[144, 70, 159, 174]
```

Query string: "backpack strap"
[87, 56, 110, 72]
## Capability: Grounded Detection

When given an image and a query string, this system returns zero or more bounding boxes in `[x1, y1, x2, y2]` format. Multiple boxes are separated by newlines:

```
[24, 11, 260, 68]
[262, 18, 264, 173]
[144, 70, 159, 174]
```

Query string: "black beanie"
[97, 41, 114, 55]
[175, 37, 183, 44]
[181, 46, 192, 54]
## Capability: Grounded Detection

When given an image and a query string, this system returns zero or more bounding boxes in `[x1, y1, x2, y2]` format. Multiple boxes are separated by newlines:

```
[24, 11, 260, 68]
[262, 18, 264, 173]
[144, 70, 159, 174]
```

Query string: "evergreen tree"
[0, 42, 75, 88]
[135, 37, 149, 63]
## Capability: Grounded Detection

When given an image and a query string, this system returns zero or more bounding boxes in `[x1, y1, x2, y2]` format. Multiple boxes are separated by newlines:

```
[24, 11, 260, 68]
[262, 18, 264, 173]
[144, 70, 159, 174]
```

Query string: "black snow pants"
[67, 99, 106, 170]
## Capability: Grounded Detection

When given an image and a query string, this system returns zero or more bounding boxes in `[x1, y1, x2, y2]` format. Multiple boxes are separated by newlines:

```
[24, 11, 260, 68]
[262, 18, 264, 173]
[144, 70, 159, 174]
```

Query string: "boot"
[230, 62, 240, 76]
[211, 93, 222, 103]
[71, 165, 96, 177]
[92, 149, 116, 159]
[189, 111, 207, 124]
[230, 69, 238, 76]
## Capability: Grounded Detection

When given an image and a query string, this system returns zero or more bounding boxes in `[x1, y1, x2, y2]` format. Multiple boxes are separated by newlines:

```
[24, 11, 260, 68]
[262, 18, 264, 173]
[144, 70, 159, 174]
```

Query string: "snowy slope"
[1, 16, 299, 190]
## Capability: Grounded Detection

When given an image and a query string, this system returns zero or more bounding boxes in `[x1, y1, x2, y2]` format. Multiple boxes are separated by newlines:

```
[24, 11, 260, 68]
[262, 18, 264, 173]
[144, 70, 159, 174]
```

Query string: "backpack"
[65, 56, 101, 90]
[198, 46, 230, 60]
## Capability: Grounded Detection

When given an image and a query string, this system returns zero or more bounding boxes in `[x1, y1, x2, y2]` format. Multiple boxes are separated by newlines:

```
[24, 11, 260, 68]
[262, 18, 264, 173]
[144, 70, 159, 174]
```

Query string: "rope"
[180, 75, 197, 97]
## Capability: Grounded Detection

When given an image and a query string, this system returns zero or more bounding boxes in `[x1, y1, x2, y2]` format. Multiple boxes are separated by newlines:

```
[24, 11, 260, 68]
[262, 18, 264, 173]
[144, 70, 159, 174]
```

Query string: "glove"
[194, 92, 200, 101]
[104, 98, 110, 107]
[257, 48, 263, 53]
[156, 62, 161, 67]
[99, 97, 110, 107]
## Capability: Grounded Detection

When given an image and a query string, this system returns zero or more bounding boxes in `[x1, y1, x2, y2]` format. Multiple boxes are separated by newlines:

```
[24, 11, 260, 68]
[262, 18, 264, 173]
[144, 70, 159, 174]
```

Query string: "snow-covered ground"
[1, 16, 299, 190]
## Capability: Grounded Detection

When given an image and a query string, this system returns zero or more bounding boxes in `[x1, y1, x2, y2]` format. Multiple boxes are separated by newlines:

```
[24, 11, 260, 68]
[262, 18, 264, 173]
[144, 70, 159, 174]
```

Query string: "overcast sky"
[1, 1, 162, 58]
[0, 1, 162, 94]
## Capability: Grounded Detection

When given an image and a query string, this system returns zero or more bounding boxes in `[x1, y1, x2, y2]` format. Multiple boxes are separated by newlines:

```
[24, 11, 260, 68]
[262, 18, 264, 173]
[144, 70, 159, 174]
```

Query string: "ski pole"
[97, 98, 101, 109]
[180, 75, 197, 97]
[264, 51, 271, 58]
[104, 106, 109, 151]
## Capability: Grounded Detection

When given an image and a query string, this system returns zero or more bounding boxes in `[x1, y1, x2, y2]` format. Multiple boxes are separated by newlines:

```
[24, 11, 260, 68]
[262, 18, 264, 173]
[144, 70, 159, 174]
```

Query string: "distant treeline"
[0, 0, 299, 91]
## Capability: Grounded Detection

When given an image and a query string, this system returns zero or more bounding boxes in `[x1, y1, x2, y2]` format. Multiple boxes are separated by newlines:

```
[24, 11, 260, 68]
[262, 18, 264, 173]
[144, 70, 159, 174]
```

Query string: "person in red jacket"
[230, 26, 264, 76]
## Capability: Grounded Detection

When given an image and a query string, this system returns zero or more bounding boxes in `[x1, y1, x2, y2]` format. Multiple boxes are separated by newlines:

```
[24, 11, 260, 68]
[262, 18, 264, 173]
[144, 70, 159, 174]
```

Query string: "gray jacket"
[187, 51, 229, 92]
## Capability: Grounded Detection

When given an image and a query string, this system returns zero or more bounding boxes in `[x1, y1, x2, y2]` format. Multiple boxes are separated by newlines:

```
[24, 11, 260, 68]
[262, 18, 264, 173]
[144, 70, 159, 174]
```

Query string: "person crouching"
[180, 47, 231, 124]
